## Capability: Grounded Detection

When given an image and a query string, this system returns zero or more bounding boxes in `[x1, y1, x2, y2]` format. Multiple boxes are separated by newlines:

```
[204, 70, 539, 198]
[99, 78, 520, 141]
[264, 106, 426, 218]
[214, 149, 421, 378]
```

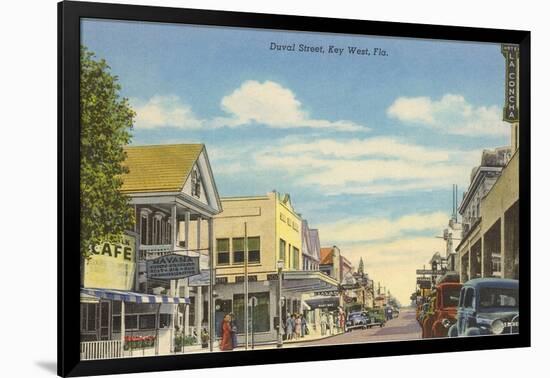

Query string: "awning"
[80, 292, 99, 304]
[81, 288, 190, 304]
[305, 296, 340, 309]
[282, 271, 339, 293]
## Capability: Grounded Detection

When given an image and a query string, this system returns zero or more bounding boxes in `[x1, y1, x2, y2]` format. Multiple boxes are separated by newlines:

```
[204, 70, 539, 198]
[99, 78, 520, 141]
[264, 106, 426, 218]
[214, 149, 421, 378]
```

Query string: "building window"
[152, 213, 164, 245]
[233, 238, 244, 264]
[216, 238, 230, 266]
[191, 168, 201, 198]
[293, 247, 299, 270]
[248, 237, 260, 263]
[233, 292, 270, 333]
[139, 314, 156, 330]
[279, 239, 286, 263]
[80, 303, 97, 332]
[140, 213, 149, 245]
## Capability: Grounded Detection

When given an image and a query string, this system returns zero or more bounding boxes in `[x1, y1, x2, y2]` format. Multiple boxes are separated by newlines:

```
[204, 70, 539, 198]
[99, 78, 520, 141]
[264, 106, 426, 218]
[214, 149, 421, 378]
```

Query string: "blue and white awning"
[80, 288, 190, 304]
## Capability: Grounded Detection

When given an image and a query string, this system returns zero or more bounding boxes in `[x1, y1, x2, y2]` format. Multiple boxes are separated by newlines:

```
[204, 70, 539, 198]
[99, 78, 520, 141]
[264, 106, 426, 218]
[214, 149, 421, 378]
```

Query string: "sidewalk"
[284, 328, 344, 345]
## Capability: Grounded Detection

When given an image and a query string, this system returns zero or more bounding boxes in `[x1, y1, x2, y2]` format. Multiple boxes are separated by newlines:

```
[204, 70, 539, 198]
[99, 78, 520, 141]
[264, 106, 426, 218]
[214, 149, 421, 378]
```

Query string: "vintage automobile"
[345, 311, 370, 331]
[392, 306, 400, 318]
[448, 278, 519, 337]
[367, 308, 386, 328]
[421, 282, 462, 338]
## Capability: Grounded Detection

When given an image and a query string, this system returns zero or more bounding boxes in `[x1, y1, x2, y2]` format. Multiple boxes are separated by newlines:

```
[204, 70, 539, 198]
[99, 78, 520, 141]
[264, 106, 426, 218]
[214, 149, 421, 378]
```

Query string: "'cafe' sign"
[83, 234, 136, 291]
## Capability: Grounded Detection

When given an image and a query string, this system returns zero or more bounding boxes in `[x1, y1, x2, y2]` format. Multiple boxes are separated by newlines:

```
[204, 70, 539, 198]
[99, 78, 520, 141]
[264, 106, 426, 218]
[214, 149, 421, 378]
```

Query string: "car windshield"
[442, 287, 461, 307]
[479, 287, 518, 308]
[348, 313, 363, 319]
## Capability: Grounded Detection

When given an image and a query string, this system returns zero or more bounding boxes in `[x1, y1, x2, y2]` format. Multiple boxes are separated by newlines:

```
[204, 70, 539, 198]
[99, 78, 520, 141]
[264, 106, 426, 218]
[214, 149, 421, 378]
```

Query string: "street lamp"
[277, 260, 284, 348]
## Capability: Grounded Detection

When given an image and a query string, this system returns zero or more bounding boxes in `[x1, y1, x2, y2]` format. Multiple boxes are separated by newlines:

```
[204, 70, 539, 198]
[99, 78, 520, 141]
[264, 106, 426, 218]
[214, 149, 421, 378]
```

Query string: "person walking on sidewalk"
[229, 312, 238, 349]
[328, 312, 334, 335]
[285, 313, 294, 340]
[301, 315, 307, 337]
[320, 312, 327, 336]
[295, 314, 302, 338]
[220, 314, 233, 351]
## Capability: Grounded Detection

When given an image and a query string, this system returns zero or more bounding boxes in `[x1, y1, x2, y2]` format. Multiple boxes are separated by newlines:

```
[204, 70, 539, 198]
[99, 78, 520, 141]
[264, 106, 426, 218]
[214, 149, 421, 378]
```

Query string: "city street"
[288, 308, 421, 348]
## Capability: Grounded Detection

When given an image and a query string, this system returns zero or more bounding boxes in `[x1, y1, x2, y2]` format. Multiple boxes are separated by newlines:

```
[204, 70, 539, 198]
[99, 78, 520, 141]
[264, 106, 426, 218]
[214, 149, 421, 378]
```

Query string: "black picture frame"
[58, 1, 531, 376]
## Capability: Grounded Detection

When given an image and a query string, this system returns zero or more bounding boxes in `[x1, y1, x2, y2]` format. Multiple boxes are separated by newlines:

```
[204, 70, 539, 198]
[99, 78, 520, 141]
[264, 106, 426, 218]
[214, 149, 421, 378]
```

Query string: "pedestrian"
[301, 315, 307, 337]
[220, 314, 233, 351]
[285, 313, 293, 340]
[339, 310, 345, 332]
[229, 312, 238, 349]
[295, 314, 302, 338]
[320, 312, 327, 336]
[328, 312, 334, 335]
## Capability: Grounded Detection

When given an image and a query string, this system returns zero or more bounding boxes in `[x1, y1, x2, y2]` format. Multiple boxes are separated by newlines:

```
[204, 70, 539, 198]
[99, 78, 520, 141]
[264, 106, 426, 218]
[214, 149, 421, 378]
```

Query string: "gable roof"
[320, 247, 333, 265]
[121, 144, 204, 194]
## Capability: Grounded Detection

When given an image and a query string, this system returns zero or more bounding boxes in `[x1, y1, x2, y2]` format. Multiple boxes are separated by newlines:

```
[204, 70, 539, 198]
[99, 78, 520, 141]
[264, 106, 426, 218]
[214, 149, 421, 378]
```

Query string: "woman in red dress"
[220, 314, 233, 351]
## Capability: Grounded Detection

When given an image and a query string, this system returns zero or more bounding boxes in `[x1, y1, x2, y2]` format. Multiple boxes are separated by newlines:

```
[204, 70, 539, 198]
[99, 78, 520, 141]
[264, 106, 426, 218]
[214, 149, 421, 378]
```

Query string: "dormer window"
[191, 168, 201, 198]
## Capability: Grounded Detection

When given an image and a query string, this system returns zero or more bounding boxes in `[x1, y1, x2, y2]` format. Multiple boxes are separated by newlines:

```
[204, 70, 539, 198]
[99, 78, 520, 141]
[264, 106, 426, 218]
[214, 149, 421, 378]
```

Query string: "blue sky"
[82, 19, 510, 303]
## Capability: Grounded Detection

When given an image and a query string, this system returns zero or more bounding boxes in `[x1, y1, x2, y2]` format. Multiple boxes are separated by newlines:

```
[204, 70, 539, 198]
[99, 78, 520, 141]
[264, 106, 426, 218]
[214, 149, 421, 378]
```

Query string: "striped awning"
[80, 288, 190, 304]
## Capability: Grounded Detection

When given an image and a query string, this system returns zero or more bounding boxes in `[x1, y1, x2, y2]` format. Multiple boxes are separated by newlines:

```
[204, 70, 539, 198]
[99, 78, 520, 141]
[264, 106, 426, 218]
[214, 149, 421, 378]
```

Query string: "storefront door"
[98, 301, 111, 340]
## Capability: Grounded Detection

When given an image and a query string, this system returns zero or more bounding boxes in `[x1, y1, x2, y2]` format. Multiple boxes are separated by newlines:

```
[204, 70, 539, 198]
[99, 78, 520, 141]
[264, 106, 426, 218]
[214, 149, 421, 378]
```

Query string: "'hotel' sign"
[502, 44, 519, 123]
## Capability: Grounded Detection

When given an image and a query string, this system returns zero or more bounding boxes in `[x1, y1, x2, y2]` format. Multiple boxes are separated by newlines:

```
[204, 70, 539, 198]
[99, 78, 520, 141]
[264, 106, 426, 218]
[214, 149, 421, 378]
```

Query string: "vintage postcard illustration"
[78, 19, 520, 360]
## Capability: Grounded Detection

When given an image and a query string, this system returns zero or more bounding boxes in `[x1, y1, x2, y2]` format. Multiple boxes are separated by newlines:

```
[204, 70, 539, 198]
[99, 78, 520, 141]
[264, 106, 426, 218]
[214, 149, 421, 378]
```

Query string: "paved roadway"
[288, 307, 421, 348]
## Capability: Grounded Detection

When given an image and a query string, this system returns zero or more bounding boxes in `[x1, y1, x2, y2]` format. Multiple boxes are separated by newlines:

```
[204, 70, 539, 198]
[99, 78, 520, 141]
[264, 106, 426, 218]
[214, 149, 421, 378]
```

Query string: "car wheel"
[448, 324, 458, 337]
[465, 327, 480, 336]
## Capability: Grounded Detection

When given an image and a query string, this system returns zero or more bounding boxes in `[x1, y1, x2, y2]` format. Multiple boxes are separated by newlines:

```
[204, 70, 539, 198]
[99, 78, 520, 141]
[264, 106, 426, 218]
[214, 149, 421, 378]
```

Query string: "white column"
[170, 204, 178, 353]
[208, 218, 214, 352]
[195, 217, 203, 333]
[183, 210, 191, 337]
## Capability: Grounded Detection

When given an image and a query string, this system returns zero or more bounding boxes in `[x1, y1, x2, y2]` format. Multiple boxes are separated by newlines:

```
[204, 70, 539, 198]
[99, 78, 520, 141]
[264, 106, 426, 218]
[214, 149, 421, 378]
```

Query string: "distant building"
[456, 144, 519, 282]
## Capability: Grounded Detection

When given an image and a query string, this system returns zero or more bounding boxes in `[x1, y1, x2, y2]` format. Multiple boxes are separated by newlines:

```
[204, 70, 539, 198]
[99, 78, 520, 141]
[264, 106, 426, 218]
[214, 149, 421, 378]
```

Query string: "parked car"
[346, 311, 370, 331]
[367, 308, 386, 328]
[422, 282, 462, 338]
[392, 306, 400, 318]
[448, 278, 519, 337]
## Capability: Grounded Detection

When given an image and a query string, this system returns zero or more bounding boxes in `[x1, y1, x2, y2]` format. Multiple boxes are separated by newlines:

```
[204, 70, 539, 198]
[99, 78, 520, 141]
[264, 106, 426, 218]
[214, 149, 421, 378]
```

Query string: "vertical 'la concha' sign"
[502, 44, 519, 123]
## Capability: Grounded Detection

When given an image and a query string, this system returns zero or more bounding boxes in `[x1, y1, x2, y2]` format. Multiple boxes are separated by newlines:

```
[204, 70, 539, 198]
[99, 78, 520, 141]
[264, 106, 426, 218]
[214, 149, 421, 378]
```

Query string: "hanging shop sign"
[416, 269, 446, 275]
[146, 254, 200, 280]
[502, 44, 520, 123]
[84, 233, 136, 291]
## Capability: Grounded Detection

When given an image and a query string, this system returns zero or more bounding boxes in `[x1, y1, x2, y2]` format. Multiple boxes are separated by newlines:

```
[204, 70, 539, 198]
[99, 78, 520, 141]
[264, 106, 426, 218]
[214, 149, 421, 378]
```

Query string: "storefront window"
[233, 292, 270, 333]
[139, 314, 156, 329]
[159, 314, 171, 328]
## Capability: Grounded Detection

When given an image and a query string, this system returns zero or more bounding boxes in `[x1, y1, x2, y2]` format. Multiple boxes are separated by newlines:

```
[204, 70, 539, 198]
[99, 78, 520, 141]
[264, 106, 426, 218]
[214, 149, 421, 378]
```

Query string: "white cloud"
[131, 95, 204, 130]
[213, 80, 369, 132]
[318, 211, 448, 243]
[387, 94, 509, 136]
[131, 81, 369, 133]
[249, 137, 479, 195]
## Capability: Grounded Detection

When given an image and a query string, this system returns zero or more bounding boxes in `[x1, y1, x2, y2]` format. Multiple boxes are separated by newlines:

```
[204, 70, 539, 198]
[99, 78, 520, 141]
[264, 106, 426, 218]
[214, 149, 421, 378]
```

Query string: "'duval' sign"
[146, 254, 200, 280]
[502, 44, 519, 123]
